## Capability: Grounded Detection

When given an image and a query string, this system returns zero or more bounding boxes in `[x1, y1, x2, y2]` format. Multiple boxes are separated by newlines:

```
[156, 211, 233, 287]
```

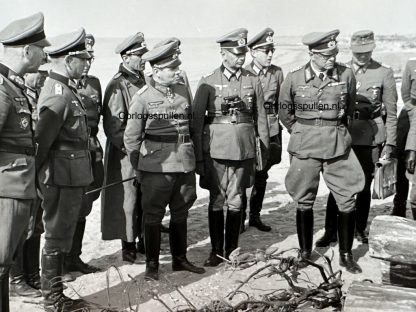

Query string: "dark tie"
[319, 73, 325, 81]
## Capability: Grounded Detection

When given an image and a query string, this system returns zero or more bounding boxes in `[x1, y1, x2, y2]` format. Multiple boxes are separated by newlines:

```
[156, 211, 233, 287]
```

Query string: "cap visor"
[251, 42, 275, 50]
[154, 58, 182, 69]
[74, 51, 92, 59]
[350, 43, 375, 53]
[33, 38, 51, 48]
[224, 46, 248, 54]
[317, 46, 339, 56]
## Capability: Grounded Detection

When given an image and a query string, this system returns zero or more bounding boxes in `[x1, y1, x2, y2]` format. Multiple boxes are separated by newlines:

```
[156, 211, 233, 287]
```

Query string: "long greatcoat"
[101, 64, 146, 241]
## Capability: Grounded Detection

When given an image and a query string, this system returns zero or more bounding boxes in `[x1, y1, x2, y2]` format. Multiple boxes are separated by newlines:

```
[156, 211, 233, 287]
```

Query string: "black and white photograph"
[1, 0, 416, 311]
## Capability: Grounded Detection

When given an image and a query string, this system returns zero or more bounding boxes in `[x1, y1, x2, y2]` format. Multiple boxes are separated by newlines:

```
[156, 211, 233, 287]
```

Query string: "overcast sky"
[2, 0, 416, 38]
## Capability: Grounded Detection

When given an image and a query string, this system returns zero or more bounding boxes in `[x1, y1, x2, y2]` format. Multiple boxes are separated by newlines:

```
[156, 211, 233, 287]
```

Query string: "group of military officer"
[2, 10, 416, 312]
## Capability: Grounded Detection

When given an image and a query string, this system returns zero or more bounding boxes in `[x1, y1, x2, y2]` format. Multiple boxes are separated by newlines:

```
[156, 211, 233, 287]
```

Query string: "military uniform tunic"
[0, 63, 34, 267]
[35, 72, 93, 252]
[101, 64, 146, 241]
[77, 75, 104, 218]
[349, 60, 397, 147]
[124, 79, 196, 224]
[279, 62, 364, 211]
[193, 66, 269, 212]
[325, 59, 397, 233]
[245, 62, 283, 172]
[395, 58, 416, 212]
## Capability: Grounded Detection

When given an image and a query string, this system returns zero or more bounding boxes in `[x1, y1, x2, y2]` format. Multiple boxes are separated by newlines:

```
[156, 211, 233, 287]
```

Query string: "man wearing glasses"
[316, 30, 397, 247]
[63, 33, 102, 276]
[0, 12, 49, 311]
[193, 28, 269, 267]
[279, 30, 365, 274]
[102, 33, 148, 262]
[241, 28, 284, 232]
[35, 27, 92, 310]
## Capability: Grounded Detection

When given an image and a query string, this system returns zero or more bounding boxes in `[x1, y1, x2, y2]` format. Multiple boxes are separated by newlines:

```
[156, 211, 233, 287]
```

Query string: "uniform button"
[319, 110, 323, 113]
[70, 154, 75, 158]
[12, 163, 16, 167]
[356, 102, 358, 105]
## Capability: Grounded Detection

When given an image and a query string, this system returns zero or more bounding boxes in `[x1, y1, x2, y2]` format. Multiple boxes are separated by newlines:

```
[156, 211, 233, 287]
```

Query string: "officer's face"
[221, 49, 246, 70]
[124, 53, 145, 72]
[66, 56, 89, 79]
[352, 52, 372, 66]
[154, 66, 180, 86]
[311, 51, 337, 71]
[83, 56, 94, 76]
[252, 47, 274, 68]
[24, 45, 47, 73]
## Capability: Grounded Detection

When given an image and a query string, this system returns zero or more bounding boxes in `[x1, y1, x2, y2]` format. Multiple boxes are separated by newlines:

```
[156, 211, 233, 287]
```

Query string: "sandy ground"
[9, 43, 416, 311]
[9, 128, 403, 312]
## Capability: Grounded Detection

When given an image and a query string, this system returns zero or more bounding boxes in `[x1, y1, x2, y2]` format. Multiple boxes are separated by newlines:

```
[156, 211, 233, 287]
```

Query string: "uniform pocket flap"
[73, 110, 85, 117]
[53, 149, 89, 159]
[0, 157, 28, 172]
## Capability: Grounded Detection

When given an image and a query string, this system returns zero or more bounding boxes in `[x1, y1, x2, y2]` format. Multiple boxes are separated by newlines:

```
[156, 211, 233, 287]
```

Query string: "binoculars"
[221, 95, 243, 115]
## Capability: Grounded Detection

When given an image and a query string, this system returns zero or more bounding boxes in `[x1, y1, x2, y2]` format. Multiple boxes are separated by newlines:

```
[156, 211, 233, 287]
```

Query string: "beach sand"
[9, 38, 416, 311]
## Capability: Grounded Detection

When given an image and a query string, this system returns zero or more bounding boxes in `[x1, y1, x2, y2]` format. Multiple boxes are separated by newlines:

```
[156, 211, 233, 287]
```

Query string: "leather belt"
[0, 143, 36, 156]
[352, 110, 381, 120]
[296, 118, 342, 126]
[205, 115, 253, 124]
[51, 141, 89, 151]
[145, 133, 191, 143]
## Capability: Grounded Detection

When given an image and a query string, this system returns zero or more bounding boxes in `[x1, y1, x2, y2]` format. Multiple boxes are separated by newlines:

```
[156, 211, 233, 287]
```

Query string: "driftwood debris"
[369, 215, 416, 288]
[369, 215, 416, 264]
[344, 281, 416, 311]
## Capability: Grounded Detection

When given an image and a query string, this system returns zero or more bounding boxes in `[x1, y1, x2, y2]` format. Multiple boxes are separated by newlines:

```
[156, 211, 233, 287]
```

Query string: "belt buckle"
[178, 134, 188, 144]
[314, 118, 323, 126]
[231, 114, 237, 124]
[34, 143, 39, 156]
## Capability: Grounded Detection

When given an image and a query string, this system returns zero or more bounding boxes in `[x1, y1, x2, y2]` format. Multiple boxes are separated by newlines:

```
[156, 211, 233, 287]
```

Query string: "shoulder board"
[409, 57, 416, 61]
[137, 85, 148, 95]
[113, 72, 122, 80]
[290, 65, 303, 73]
[337, 62, 351, 68]
[54, 83, 63, 95]
[203, 70, 215, 78]
[380, 63, 391, 69]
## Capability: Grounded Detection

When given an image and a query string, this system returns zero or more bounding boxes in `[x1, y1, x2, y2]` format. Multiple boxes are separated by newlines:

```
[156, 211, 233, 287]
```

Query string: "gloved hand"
[195, 161, 205, 176]
[382, 144, 396, 159]
[406, 150, 416, 174]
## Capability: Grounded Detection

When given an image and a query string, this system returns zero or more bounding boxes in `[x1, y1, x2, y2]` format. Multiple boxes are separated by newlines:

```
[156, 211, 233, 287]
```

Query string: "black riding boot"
[249, 185, 271, 232]
[10, 239, 41, 297]
[204, 209, 224, 267]
[41, 250, 87, 311]
[316, 193, 338, 247]
[225, 210, 242, 260]
[144, 223, 161, 281]
[411, 203, 416, 220]
[65, 220, 100, 274]
[121, 240, 136, 263]
[296, 209, 313, 268]
[240, 192, 247, 233]
[338, 211, 362, 274]
[0, 266, 10, 312]
[24, 235, 41, 290]
[170, 220, 205, 274]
